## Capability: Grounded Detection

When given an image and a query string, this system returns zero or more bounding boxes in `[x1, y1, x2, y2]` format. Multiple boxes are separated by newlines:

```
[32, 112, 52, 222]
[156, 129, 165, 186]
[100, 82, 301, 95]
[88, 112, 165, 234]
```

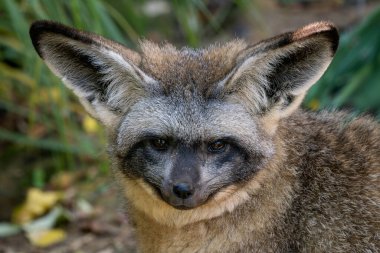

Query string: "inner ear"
[39, 36, 147, 123]
[49, 40, 111, 103]
[30, 21, 157, 127]
[262, 41, 328, 111]
[217, 22, 339, 116]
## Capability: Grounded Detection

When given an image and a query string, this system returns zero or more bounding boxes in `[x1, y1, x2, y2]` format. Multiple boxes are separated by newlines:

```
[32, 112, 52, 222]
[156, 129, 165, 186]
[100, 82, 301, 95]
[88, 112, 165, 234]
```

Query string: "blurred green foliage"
[305, 5, 380, 118]
[0, 0, 379, 189]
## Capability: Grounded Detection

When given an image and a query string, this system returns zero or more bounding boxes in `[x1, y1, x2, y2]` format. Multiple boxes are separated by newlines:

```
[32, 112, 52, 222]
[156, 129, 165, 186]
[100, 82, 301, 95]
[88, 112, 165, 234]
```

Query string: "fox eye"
[208, 140, 227, 153]
[150, 138, 168, 151]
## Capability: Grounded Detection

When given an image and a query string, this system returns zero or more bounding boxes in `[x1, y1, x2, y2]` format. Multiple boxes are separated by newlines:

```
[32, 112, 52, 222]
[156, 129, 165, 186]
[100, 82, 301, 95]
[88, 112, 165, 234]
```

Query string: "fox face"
[30, 21, 338, 220]
[114, 93, 273, 209]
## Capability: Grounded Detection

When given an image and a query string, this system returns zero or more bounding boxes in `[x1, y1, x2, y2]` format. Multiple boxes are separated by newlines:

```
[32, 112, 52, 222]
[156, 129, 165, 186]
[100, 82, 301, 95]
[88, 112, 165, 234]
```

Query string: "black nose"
[172, 183, 194, 199]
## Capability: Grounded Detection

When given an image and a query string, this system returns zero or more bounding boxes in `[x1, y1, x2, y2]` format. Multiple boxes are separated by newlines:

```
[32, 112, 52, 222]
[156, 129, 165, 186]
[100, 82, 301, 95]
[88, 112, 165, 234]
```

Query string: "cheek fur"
[121, 144, 158, 176]
[203, 145, 264, 191]
[120, 143, 171, 191]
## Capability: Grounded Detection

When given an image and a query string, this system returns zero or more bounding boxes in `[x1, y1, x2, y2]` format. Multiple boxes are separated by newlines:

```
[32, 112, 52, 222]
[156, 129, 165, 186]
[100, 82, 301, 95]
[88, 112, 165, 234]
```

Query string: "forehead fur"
[138, 40, 247, 93]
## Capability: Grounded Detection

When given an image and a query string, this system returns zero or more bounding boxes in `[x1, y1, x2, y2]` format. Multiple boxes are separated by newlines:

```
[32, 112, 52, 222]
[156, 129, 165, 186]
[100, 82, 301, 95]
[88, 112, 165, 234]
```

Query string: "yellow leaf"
[308, 99, 320, 111]
[12, 188, 62, 224]
[83, 115, 99, 134]
[49, 87, 62, 103]
[27, 229, 66, 247]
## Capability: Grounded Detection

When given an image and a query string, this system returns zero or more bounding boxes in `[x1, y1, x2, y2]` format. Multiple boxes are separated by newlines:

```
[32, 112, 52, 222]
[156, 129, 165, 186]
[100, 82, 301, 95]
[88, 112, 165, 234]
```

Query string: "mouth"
[163, 188, 228, 210]
[170, 205, 195, 210]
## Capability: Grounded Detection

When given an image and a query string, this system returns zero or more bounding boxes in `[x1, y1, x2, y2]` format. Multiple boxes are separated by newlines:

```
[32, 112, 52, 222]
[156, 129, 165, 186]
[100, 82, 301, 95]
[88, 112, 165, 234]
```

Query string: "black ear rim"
[29, 20, 102, 59]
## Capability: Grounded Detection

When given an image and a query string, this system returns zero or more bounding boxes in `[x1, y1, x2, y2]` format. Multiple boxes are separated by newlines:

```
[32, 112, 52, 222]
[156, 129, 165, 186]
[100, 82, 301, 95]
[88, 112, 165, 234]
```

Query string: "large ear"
[30, 20, 156, 127]
[218, 22, 339, 125]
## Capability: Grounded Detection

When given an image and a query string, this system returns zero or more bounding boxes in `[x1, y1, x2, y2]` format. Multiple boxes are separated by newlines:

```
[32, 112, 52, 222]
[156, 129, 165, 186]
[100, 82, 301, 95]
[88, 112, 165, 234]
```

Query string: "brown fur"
[139, 40, 246, 92]
[30, 20, 379, 252]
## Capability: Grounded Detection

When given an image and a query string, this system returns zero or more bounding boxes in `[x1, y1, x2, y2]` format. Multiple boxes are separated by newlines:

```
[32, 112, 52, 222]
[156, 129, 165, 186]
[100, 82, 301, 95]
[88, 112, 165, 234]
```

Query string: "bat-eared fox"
[30, 20, 379, 252]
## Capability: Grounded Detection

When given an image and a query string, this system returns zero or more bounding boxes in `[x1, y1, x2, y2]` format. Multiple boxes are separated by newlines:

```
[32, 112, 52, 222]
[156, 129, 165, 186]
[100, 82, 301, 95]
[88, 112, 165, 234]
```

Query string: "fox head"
[30, 21, 338, 225]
